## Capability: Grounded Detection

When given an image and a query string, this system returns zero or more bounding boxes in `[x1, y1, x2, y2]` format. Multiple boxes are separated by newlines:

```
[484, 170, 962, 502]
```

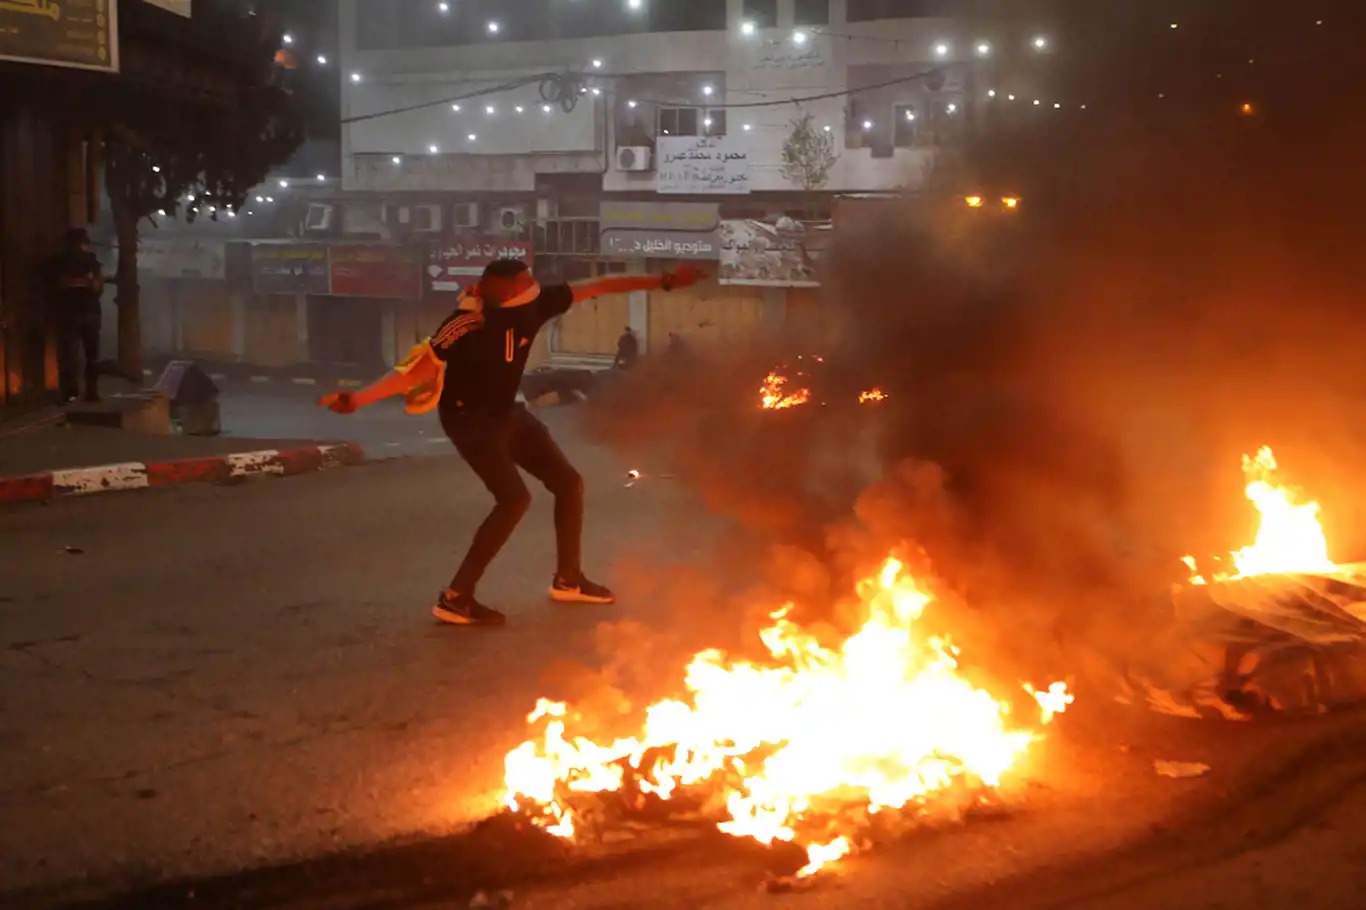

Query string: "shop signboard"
[250, 243, 329, 294]
[0, 0, 117, 72]
[718, 218, 828, 287]
[598, 201, 720, 259]
[655, 135, 750, 194]
[426, 236, 533, 295]
[329, 245, 422, 298]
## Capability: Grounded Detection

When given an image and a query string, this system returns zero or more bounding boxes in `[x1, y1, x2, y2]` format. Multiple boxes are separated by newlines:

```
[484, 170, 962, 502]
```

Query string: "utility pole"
[964, 0, 981, 144]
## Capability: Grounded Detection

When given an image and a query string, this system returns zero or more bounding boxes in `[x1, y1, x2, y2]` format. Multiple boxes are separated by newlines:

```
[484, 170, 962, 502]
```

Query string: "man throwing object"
[321, 259, 702, 626]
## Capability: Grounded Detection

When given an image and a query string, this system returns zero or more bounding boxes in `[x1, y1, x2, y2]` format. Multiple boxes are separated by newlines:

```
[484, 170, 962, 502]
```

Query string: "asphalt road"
[218, 383, 451, 459]
[5, 402, 1366, 909]
[1, 413, 719, 904]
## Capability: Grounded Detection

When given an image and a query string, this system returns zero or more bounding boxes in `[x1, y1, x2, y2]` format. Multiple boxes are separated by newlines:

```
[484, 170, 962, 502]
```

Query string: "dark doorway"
[306, 295, 384, 366]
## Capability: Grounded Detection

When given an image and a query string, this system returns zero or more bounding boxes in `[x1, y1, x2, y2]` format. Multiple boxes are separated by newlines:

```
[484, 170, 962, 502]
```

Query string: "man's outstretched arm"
[569, 264, 704, 303]
[319, 344, 441, 413]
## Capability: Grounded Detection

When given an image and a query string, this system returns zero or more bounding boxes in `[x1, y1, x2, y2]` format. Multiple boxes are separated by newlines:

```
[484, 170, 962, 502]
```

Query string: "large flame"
[503, 557, 1071, 877]
[1183, 446, 1335, 584]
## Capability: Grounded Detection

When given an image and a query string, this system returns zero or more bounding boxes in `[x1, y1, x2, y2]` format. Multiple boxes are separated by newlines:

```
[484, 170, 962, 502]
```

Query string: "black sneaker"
[548, 574, 616, 605]
[432, 590, 506, 626]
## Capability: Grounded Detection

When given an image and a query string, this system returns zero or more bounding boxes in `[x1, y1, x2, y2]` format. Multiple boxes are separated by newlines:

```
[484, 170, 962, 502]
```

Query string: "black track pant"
[57, 313, 101, 400]
[440, 404, 584, 594]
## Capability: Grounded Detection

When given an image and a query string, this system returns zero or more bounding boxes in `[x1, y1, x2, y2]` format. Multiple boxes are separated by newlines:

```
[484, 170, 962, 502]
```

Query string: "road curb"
[0, 442, 366, 505]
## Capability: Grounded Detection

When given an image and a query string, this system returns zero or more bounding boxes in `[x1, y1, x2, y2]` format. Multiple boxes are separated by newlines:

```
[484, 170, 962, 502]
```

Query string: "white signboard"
[113, 239, 226, 279]
[746, 30, 831, 71]
[656, 135, 750, 195]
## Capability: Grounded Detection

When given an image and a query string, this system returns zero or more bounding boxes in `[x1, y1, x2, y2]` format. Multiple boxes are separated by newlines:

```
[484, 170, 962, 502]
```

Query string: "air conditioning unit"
[411, 203, 443, 233]
[303, 203, 335, 232]
[450, 202, 480, 229]
[616, 146, 652, 172]
[497, 206, 525, 231]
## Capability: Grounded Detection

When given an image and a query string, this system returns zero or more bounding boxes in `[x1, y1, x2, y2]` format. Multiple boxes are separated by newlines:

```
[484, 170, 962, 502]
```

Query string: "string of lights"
[222, 7, 1333, 190]
[340, 64, 959, 127]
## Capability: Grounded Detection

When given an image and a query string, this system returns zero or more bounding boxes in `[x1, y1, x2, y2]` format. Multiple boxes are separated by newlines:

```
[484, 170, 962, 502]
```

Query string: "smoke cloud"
[559, 54, 1366, 704]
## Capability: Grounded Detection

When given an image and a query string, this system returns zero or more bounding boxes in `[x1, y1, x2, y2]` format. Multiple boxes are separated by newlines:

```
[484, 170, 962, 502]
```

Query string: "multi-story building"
[330, 0, 969, 362]
[126, 0, 994, 376]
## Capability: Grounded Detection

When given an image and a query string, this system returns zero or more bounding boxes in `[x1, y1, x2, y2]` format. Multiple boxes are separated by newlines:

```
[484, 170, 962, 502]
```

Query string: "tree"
[780, 109, 839, 192]
[102, 13, 305, 378]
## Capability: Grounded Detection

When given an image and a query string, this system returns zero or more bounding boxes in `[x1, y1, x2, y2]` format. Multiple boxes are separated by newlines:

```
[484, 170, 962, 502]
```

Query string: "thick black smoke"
[580, 45, 1366, 691]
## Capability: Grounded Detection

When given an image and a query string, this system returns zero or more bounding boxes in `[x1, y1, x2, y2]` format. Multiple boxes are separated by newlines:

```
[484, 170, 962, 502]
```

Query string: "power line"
[341, 65, 953, 125]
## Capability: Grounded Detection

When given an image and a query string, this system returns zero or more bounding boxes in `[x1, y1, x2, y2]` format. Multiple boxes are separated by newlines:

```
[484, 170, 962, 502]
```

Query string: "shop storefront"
[589, 201, 724, 358]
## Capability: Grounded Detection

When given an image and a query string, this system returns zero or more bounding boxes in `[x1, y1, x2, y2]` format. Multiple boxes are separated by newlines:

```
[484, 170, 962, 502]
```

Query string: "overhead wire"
[341, 65, 956, 125]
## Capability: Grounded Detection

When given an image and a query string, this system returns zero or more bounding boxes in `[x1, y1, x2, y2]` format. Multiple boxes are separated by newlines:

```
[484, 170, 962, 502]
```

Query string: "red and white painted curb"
[0, 443, 365, 505]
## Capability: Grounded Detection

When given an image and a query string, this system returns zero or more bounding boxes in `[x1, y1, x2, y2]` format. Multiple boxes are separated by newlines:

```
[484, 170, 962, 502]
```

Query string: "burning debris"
[759, 370, 811, 410]
[502, 556, 1071, 879]
[1119, 446, 1366, 718]
[1181, 446, 1334, 584]
[758, 366, 887, 410]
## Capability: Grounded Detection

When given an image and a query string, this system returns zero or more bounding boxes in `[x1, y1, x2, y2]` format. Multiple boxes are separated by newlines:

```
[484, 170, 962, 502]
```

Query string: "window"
[793, 0, 829, 26]
[703, 108, 727, 136]
[658, 106, 701, 137]
[893, 103, 919, 147]
[847, 0, 956, 22]
[931, 98, 962, 145]
[741, 0, 778, 28]
[845, 100, 876, 149]
[615, 101, 653, 147]
[649, 0, 727, 32]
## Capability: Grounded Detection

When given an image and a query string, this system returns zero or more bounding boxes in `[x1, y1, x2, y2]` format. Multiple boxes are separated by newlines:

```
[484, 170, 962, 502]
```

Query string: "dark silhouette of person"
[613, 326, 639, 370]
[50, 229, 106, 402]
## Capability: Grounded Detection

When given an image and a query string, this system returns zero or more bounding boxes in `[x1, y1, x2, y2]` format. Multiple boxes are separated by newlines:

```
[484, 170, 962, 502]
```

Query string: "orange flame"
[502, 556, 1071, 876]
[859, 388, 887, 403]
[1182, 446, 1335, 584]
[760, 371, 811, 409]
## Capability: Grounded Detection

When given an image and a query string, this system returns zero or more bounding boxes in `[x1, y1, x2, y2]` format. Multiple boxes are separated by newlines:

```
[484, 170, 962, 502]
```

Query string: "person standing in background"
[50, 229, 106, 403]
[613, 326, 639, 371]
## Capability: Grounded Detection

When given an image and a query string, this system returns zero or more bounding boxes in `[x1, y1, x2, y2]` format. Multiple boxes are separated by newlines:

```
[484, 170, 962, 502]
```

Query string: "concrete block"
[65, 393, 172, 434]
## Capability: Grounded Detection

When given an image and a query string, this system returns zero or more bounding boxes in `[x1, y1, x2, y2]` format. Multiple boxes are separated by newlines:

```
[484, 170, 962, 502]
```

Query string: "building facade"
[331, 0, 965, 361]
[124, 0, 979, 375]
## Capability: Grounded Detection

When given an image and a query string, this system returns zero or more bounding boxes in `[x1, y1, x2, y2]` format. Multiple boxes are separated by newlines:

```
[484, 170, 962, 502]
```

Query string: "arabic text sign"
[601, 231, 720, 260]
[718, 219, 821, 287]
[656, 136, 750, 195]
[599, 202, 720, 259]
[329, 246, 422, 298]
[745, 29, 831, 71]
[599, 201, 719, 231]
[0, 0, 117, 72]
[426, 237, 533, 294]
[138, 239, 225, 279]
[250, 244, 330, 294]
